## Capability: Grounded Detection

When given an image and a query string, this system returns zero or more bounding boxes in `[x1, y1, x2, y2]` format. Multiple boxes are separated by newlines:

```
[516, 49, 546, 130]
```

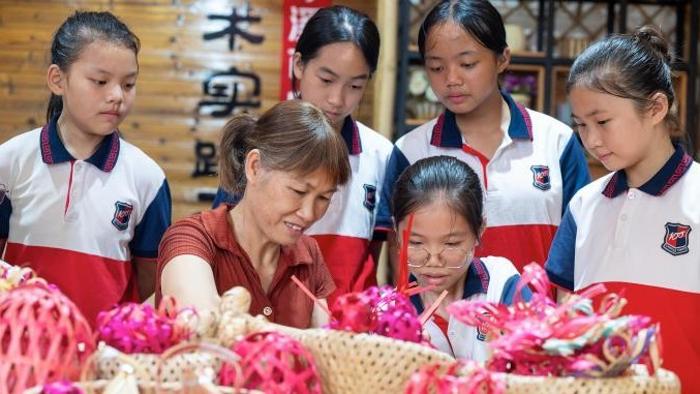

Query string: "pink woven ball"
[405, 360, 505, 394]
[372, 286, 422, 343]
[41, 380, 85, 394]
[95, 297, 195, 354]
[220, 331, 321, 394]
[328, 292, 375, 333]
[0, 283, 95, 394]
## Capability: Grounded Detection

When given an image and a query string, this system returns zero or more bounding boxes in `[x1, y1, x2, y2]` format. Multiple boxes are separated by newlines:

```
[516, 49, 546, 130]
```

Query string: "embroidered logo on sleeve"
[530, 165, 551, 191]
[112, 201, 134, 231]
[363, 184, 377, 211]
[661, 222, 691, 256]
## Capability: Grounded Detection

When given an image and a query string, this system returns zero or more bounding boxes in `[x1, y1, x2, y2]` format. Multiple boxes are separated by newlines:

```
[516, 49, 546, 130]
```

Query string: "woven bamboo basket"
[95, 344, 220, 383]
[24, 342, 256, 394]
[216, 287, 681, 394]
[496, 365, 679, 393]
[214, 287, 455, 394]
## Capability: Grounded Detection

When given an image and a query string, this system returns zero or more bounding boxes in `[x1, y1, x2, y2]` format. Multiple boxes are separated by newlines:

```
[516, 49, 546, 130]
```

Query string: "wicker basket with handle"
[25, 341, 258, 394]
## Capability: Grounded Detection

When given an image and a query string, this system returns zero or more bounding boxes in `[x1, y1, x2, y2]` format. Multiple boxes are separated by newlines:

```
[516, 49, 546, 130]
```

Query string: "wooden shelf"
[503, 64, 545, 112]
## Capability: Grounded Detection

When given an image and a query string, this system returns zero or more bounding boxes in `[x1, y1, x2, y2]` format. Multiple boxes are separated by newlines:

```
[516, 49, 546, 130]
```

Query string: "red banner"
[280, 0, 331, 100]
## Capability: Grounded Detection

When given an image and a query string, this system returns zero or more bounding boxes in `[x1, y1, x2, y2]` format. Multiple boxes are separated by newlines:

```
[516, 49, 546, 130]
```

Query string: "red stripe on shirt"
[475, 224, 558, 273]
[3, 243, 135, 326]
[311, 234, 374, 307]
[462, 144, 490, 189]
[582, 281, 700, 394]
[64, 160, 75, 215]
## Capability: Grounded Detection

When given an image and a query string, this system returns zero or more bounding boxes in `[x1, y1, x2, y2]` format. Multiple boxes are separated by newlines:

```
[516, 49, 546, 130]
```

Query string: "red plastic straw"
[396, 213, 415, 293]
[291, 274, 331, 317]
[419, 290, 449, 325]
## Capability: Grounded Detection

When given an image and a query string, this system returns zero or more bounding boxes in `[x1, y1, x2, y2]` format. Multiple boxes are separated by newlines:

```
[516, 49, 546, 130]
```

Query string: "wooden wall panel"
[0, 0, 377, 221]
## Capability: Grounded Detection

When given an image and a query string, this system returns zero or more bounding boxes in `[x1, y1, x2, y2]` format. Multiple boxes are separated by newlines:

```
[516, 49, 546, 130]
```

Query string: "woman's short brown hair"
[219, 100, 351, 195]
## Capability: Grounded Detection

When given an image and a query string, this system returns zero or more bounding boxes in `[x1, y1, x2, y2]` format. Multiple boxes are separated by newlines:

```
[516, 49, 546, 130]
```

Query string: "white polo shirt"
[213, 116, 393, 303]
[545, 144, 700, 392]
[411, 256, 529, 361]
[0, 119, 171, 324]
[378, 93, 590, 273]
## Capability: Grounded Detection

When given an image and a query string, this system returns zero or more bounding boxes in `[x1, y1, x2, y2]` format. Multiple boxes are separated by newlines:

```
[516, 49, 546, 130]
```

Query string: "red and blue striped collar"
[340, 116, 362, 155]
[40, 117, 121, 172]
[430, 92, 533, 148]
[602, 144, 693, 198]
[410, 258, 489, 314]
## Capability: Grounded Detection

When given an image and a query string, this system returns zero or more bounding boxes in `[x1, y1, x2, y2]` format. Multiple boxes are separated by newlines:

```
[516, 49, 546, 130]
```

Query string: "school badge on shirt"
[530, 165, 551, 191]
[661, 222, 692, 256]
[363, 184, 377, 211]
[112, 201, 134, 231]
[476, 311, 491, 341]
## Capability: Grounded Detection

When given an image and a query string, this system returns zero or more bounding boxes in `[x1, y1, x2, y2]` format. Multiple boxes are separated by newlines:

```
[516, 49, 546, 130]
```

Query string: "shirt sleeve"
[0, 142, 14, 241]
[545, 207, 578, 290]
[500, 274, 533, 305]
[307, 238, 336, 300]
[212, 187, 240, 208]
[0, 187, 11, 240]
[559, 134, 590, 215]
[156, 214, 217, 274]
[130, 179, 172, 259]
[375, 146, 411, 232]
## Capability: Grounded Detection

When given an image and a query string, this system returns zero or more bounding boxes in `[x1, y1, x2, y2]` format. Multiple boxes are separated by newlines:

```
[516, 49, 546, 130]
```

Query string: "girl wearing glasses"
[392, 155, 530, 360]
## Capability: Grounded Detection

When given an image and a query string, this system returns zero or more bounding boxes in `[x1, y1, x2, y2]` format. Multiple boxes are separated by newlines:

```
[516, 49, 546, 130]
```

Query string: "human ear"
[47, 64, 65, 95]
[243, 149, 263, 186]
[648, 92, 669, 126]
[292, 52, 305, 81]
[496, 47, 511, 74]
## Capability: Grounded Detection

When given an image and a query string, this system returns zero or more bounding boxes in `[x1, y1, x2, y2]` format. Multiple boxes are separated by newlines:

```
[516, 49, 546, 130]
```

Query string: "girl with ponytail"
[545, 26, 700, 392]
[0, 11, 171, 325]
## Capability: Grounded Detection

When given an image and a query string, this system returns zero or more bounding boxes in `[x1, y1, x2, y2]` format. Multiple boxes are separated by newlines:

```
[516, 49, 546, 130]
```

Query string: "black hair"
[418, 0, 507, 59]
[292, 5, 380, 96]
[47, 11, 140, 122]
[392, 156, 484, 239]
[567, 25, 681, 138]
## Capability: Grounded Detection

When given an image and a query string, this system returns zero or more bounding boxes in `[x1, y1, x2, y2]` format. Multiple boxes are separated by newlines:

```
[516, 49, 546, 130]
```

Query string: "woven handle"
[79, 347, 150, 394]
[156, 341, 244, 393]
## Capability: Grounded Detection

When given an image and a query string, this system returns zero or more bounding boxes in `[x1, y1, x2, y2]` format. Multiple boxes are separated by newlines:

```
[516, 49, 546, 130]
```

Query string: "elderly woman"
[156, 100, 350, 328]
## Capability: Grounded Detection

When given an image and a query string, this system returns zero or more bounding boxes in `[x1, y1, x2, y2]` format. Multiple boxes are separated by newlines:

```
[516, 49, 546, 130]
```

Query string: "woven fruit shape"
[405, 360, 505, 394]
[372, 286, 422, 343]
[328, 291, 375, 333]
[220, 331, 321, 394]
[95, 296, 196, 354]
[0, 282, 95, 394]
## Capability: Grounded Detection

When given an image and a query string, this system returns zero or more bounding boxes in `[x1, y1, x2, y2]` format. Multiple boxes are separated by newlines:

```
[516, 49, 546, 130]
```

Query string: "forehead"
[424, 21, 484, 55]
[71, 40, 138, 74]
[569, 86, 635, 116]
[268, 166, 336, 190]
[406, 199, 472, 233]
[306, 42, 370, 75]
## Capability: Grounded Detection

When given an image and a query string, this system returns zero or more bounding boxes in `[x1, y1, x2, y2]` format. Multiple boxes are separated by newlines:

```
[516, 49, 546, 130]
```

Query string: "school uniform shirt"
[0, 119, 171, 324]
[156, 204, 336, 329]
[377, 93, 590, 272]
[411, 256, 530, 361]
[213, 116, 393, 306]
[546, 144, 700, 393]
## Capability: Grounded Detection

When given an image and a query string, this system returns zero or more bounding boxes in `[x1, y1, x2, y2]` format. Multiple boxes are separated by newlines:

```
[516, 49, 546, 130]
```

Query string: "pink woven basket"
[0, 282, 95, 394]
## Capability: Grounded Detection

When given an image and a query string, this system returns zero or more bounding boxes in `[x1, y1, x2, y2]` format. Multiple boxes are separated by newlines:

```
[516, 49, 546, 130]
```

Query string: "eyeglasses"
[406, 245, 471, 269]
